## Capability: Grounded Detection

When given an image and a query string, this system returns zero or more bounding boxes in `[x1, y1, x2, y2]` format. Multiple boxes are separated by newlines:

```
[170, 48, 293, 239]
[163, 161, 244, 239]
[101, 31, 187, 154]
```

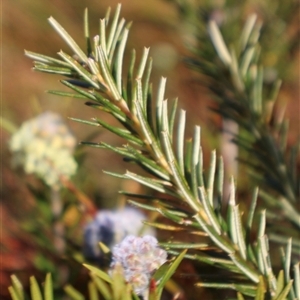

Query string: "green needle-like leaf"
[126, 49, 136, 107]
[44, 273, 53, 300]
[33, 63, 73, 75]
[83, 264, 113, 284]
[94, 117, 143, 146]
[100, 19, 108, 59]
[274, 270, 285, 298]
[97, 45, 122, 101]
[8, 286, 20, 300]
[239, 14, 257, 52]
[107, 3, 122, 55]
[246, 187, 259, 238]
[233, 204, 247, 260]
[160, 242, 208, 249]
[60, 80, 100, 99]
[64, 285, 85, 300]
[128, 200, 160, 212]
[283, 239, 296, 300]
[208, 20, 232, 66]
[176, 110, 186, 174]
[168, 98, 178, 141]
[161, 100, 170, 137]
[88, 281, 99, 300]
[125, 145, 170, 180]
[161, 130, 200, 213]
[125, 171, 178, 197]
[257, 210, 266, 239]
[10, 275, 24, 300]
[135, 79, 144, 112]
[198, 186, 221, 235]
[58, 51, 100, 89]
[115, 25, 129, 94]
[30, 277, 42, 300]
[84, 8, 92, 56]
[156, 77, 167, 136]
[206, 150, 216, 206]
[84, 141, 133, 157]
[258, 235, 277, 292]
[197, 282, 257, 297]
[275, 280, 294, 300]
[108, 18, 126, 65]
[254, 277, 266, 300]
[134, 98, 169, 171]
[47, 90, 87, 99]
[69, 117, 100, 127]
[155, 249, 187, 299]
[294, 263, 300, 299]
[216, 156, 224, 209]
[240, 46, 256, 77]
[229, 253, 260, 284]
[91, 275, 111, 300]
[48, 16, 88, 63]
[142, 58, 153, 110]
[24, 50, 69, 67]
[190, 126, 201, 198]
[136, 47, 150, 81]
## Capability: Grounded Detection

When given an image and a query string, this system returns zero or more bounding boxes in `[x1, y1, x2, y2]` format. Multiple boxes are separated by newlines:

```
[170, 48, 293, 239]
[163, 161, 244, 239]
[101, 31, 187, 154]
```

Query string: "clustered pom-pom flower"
[109, 235, 167, 296]
[83, 207, 155, 260]
[9, 111, 77, 188]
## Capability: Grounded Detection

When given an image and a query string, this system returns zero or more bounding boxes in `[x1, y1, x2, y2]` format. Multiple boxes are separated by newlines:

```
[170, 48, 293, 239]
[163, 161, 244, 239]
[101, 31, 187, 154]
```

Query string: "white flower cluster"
[9, 111, 77, 188]
[83, 207, 155, 260]
[110, 235, 168, 296]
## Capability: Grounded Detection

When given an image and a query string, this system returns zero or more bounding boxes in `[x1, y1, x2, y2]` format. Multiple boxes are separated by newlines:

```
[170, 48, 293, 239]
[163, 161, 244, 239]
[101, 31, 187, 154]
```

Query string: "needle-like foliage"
[168, 0, 300, 259]
[11, 3, 300, 300]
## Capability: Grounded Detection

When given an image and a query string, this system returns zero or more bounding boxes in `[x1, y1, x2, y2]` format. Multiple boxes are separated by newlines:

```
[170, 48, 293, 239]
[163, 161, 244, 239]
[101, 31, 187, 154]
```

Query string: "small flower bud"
[109, 235, 167, 296]
[83, 207, 155, 260]
[9, 111, 77, 188]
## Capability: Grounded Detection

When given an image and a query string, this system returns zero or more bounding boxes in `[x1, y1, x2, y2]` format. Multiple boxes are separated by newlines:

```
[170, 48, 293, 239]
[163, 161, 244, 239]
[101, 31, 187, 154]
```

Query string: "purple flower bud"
[83, 207, 155, 260]
[109, 235, 167, 296]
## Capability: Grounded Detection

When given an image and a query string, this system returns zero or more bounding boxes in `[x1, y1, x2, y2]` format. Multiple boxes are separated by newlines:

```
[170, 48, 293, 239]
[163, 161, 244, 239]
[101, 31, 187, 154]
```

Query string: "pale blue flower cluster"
[83, 207, 155, 260]
[9, 111, 77, 188]
[110, 235, 168, 296]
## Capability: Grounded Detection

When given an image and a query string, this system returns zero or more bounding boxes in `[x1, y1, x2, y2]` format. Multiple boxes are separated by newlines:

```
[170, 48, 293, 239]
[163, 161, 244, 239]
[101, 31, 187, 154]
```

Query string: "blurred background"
[2, 0, 299, 299]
